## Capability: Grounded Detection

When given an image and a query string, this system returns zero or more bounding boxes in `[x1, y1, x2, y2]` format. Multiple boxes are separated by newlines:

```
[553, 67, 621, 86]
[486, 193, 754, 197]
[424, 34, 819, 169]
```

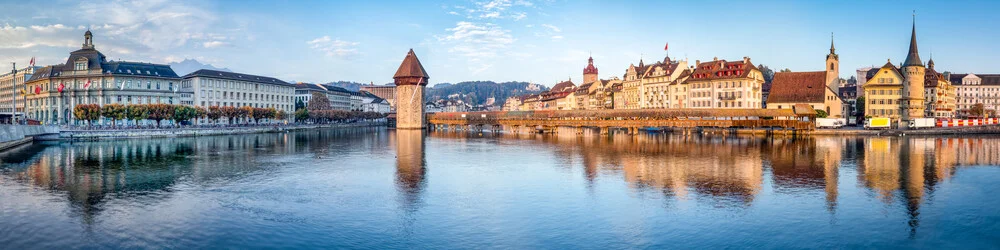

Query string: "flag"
[83, 80, 91, 89]
[34, 85, 41, 94]
[119, 80, 125, 90]
[663, 42, 669, 51]
[58, 82, 65, 93]
[29, 57, 35, 67]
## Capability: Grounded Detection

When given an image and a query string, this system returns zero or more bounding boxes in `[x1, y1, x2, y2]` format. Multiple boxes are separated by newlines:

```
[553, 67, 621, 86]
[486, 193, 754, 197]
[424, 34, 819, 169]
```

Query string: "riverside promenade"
[59, 122, 387, 141]
[0, 125, 61, 151]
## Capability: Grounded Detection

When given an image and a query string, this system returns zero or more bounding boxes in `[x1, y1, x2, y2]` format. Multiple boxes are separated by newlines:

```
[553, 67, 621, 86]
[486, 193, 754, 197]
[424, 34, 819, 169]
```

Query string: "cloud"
[77, 0, 220, 50]
[0, 24, 79, 49]
[439, 21, 515, 74]
[541, 24, 560, 33]
[202, 41, 228, 48]
[307, 36, 360, 58]
[551, 35, 563, 40]
[452, 0, 532, 20]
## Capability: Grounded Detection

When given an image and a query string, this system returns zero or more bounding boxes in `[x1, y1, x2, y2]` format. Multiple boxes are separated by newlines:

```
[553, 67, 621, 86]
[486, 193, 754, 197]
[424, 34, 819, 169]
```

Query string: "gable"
[864, 67, 903, 86]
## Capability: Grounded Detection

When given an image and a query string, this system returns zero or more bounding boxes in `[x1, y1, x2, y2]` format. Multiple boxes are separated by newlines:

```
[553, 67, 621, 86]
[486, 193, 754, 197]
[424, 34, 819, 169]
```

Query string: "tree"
[127, 104, 149, 127]
[971, 103, 986, 117]
[295, 99, 306, 111]
[295, 108, 309, 122]
[855, 96, 866, 123]
[207, 106, 222, 124]
[194, 106, 208, 125]
[73, 104, 101, 127]
[780, 68, 792, 72]
[238, 106, 253, 124]
[815, 109, 829, 118]
[307, 92, 332, 111]
[251, 107, 268, 124]
[757, 64, 775, 84]
[220, 106, 238, 124]
[101, 104, 126, 128]
[147, 104, 175, 128]
[173, 105, 197, 125]
[276, 110, 288, 121]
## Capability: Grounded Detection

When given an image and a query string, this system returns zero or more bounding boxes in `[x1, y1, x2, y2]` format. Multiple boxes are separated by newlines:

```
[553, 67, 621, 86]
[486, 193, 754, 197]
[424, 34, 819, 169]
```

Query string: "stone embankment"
[60, 122, 386, 141]
[811, 125, 1000, 136]
[0, 125, 60, 151]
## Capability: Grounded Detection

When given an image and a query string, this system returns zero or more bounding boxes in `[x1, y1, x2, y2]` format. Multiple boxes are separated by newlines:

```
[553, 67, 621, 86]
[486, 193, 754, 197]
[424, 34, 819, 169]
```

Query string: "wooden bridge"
[426, 109, 815, 135]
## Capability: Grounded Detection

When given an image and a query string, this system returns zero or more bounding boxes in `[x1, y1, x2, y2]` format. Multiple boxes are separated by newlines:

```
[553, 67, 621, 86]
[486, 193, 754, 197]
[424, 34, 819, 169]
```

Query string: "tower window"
[830, 63, 835, 70]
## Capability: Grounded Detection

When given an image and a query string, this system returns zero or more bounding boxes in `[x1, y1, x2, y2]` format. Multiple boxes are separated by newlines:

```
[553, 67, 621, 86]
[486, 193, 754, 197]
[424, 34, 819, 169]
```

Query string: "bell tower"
[393, 49, 430, 129]
[83, 30, 95, 49]
[583, 56, 598, 84]
[825, 33, 839, 88]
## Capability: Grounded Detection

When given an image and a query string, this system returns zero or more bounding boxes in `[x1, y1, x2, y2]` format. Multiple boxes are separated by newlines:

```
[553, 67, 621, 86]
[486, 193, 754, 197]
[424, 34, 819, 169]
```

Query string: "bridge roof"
[430, 108, 803, 120]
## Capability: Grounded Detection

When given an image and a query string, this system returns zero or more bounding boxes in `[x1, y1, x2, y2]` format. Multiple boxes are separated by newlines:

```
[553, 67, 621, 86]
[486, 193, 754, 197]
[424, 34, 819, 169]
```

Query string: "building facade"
[952, 73, 1000, 117]
[922, 60, 956, 118]
[639, 56, 688, 109]
[24, 31, 187, 125]
[0, 66, 40, 118]
[181, 69, 295, 114]
[684, 57, 765, 109]
[765, 37, 845, 118]
[359, 84, 396, 109]
[861, 18, 927, 121]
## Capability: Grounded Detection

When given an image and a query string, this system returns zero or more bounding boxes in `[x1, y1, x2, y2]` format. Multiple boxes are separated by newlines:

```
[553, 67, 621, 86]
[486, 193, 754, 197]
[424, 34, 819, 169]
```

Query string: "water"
[1, 127, 998, 249]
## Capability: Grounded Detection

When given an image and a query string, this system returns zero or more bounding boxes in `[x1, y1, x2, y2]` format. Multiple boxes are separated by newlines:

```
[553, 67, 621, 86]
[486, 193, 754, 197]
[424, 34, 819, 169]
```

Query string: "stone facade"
[393, 49, 429, 129]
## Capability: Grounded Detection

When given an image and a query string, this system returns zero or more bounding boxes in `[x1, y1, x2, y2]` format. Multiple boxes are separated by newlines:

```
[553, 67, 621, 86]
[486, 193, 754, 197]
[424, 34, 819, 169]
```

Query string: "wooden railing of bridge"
[426, 109, 815, 131]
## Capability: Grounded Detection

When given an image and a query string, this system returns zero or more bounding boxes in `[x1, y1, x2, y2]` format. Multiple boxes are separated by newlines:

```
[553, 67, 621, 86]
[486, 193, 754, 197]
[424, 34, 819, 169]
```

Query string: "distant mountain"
[168, 59, 231, 76]
[426, 81, 549, 106]
[325, 81, 367, 91]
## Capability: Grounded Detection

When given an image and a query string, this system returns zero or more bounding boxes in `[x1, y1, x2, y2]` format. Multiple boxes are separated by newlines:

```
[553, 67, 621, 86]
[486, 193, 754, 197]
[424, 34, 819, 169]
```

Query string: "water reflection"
[0, 128, 997, 248]
[394, 129, 426, 211]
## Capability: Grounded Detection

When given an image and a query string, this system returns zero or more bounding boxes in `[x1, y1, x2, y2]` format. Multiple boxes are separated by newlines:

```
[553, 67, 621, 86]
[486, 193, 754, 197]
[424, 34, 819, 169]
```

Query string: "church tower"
[83, 30, 95, 49]
[900, 14, 926, 121]
[393, 49, 430, 129]
[583, 56, 598, 84]
[825, 33, 839, 89]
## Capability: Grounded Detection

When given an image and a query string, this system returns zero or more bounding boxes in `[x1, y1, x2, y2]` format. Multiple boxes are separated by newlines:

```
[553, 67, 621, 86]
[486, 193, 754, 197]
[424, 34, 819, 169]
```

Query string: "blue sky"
[2, 0, 998, 86]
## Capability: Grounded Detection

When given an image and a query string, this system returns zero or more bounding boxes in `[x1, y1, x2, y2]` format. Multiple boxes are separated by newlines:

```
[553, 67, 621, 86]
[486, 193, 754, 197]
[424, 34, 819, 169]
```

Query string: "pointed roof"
[393, 49, 429, 79]
[903, 15, 923, 67]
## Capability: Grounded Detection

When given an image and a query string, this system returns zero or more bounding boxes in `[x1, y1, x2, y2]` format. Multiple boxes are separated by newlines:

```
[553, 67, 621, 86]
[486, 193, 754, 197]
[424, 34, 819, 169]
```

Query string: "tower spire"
[903, 10, 922, 67]
[830, 32, 835, 54]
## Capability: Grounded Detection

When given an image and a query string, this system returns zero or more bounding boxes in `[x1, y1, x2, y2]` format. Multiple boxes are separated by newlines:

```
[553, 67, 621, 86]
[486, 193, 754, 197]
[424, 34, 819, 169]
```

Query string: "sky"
[2, 0, 999, 87]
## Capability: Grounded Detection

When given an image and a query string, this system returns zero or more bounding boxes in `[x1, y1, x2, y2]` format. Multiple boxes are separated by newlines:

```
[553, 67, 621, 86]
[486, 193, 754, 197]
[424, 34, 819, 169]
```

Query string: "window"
[74, 62, 86, 71]
[830, 63, 835, 70]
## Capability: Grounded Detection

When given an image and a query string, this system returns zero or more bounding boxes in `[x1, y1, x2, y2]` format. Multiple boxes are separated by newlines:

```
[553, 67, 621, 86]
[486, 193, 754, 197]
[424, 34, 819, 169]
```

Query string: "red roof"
[767, 71, 827, 103]
[393, 49, 429, 85]
[687, 58, 758, 82]
[583, 57, 598, 75]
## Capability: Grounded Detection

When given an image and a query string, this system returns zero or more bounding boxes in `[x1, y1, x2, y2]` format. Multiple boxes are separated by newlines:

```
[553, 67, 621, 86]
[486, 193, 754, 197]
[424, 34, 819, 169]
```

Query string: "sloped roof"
[687, 59, 759, 82]
[184, 69, 288, 86]
[393, 49, 429, 79]
[767, 71, 827, 103]
[552, 80, 576, 92]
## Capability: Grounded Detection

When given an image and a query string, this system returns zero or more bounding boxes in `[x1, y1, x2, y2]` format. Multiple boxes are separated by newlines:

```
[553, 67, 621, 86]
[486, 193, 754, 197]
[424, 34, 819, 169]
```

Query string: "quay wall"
[0, 125, 61, 151]
[60, 122, 386, 141]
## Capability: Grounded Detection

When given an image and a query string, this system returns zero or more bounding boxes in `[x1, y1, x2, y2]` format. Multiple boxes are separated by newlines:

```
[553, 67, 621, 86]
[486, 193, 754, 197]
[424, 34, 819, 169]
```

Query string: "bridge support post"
[599, 127, 608, 135]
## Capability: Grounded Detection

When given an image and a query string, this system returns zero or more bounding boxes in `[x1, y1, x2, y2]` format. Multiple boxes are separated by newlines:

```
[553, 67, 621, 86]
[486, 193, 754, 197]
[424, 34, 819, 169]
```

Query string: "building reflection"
[393, 129, 426, 212]
[0, 127, 388, 224]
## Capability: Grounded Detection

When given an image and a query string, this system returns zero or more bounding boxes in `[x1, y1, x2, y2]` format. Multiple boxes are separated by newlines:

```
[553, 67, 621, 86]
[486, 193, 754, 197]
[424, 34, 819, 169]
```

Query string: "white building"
[181, 70, 295, 114]
[951, 73, 1000, 116]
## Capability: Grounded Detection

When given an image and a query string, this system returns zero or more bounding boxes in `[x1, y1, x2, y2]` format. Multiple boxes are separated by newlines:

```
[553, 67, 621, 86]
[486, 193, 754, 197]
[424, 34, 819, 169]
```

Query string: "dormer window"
[74, 58, 89, 71]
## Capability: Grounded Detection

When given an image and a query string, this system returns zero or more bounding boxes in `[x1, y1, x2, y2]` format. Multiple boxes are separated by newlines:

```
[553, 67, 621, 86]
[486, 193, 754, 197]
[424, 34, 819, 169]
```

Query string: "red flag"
[664, 42, 669, 51]
[58, 83, 64, 93]
[34, 85, 41, 94]
[83, 80, 91, 89]
[29, 57, 35, 67]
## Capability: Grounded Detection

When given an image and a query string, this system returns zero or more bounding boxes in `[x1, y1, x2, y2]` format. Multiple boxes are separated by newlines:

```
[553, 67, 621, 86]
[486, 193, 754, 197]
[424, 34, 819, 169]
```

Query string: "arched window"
[830, 63, 835, 70]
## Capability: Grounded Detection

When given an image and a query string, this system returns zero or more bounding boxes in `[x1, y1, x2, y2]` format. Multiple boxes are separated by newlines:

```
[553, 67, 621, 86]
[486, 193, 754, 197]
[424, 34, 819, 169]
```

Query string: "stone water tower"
[393, 49, 429, 129]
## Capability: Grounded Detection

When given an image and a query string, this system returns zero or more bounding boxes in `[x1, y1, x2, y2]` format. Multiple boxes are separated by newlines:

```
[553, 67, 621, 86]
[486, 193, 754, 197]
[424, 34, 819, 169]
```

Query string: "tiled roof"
[641, 59, 681, 78]
[924, 67, 946, 87]
[393, 49, 429, 79]
[686, 58, 758, 82]
[949, 73, 967, 85]
[552, 80, 576, 92]
[295, 83, 327, 91]
[183, 69, 288, 86]
[767, 71, 827, 103]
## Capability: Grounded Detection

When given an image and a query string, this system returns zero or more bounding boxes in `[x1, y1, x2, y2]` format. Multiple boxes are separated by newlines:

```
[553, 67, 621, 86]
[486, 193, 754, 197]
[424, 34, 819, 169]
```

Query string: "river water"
[0, 127, 998, 249]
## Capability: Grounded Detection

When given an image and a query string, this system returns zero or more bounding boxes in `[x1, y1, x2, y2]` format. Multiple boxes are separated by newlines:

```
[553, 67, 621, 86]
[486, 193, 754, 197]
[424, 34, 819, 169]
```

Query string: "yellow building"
[621, 61, 645, 109]
[862, 18, 927, 121]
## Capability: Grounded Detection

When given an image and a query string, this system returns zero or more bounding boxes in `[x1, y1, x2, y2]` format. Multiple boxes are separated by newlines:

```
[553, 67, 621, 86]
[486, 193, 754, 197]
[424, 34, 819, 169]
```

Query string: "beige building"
[360, 84, 397, 108]
[766, 37, 845, 117]
[621, 61, 646, 109]
[181, 70, 295, 114]
[951, 73, 1000, 117]
[684, 57, 765, 109]
[922, 59, 956, 118]
[0, 66, 40, 118]
[639, 56, 688, 109]
[24, 31, 189, 125]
